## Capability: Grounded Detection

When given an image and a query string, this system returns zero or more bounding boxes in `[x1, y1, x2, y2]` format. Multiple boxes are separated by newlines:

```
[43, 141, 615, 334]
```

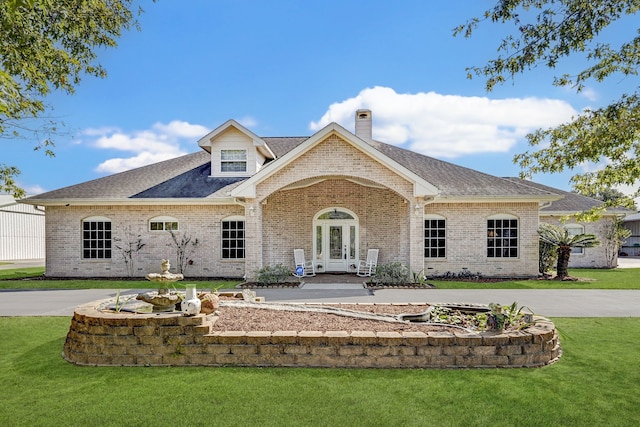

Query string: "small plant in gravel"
[255, 264, 291, 285]
[426, 302, 532, 331]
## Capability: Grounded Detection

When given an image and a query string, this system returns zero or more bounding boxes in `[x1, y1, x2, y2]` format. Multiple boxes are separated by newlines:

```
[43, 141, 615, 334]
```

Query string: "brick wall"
[63, 300, 561, 368]
[424, 202, 540, 277]
[45, 205, 245, 278]
[262, 179, 406, 267]
[44, 133, 543, 279]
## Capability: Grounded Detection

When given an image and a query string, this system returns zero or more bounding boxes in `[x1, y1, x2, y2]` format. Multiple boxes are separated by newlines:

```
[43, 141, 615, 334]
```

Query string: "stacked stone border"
[63, 299, 561, 368]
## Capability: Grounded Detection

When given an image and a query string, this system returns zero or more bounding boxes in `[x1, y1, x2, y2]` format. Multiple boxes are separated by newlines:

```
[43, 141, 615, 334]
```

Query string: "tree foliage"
[455, 0, 640, 208]
[0, 0, 143, 197]
[579, 186, 637, 209]
[600, 216, 632, 267]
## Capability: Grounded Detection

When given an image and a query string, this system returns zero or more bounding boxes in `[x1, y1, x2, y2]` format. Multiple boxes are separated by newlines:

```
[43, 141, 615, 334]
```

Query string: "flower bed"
[63, 298, 561, 369]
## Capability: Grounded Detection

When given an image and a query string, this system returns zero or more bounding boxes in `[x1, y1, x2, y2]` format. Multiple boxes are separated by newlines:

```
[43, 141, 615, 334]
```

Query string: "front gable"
[231, 122, 440, 199]
[198, 120, 276, 177]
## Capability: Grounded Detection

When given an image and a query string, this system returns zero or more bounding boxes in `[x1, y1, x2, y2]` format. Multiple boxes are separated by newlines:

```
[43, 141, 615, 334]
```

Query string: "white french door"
[313, 208, 358, 273]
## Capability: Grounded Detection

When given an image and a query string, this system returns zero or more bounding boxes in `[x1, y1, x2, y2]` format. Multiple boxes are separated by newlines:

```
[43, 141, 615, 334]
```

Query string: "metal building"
[0, 195, 45, 261]
[622, 212, 640, 256]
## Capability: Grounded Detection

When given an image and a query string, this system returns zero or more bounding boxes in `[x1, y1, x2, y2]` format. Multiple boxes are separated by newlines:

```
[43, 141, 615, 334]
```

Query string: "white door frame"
[312, 208, 359, 273]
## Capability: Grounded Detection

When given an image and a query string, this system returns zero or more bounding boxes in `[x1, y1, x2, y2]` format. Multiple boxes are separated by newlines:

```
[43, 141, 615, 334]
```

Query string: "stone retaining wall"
[63, 300, 561, 368]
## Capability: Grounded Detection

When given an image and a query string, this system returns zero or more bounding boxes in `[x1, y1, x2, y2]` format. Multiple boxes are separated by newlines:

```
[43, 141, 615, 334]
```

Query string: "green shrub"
[372, 262, 410, 286]
[539, 239, 557, 276]
[254, 264, 291, 285]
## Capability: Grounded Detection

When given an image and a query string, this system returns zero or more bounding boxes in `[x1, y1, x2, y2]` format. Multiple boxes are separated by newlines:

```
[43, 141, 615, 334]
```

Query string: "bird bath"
[136, 259, 184, 312]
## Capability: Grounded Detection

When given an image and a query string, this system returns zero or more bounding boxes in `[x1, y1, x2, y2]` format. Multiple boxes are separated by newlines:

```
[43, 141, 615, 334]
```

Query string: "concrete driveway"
[1, 287, 639, 318]
[1, 258, 638, 318]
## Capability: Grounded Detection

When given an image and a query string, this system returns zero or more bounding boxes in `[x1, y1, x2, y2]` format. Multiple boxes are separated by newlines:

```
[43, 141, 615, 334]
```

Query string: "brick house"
[22, 110, 620, 279]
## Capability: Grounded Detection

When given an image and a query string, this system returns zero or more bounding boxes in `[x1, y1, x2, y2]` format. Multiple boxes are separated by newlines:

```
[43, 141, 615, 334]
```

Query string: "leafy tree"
[538, 223, 601, 280]
[601, 216, 632, 267]
[579, 187, 638, 210]
[0, 0, 144, 198]
[455, 0, 640, 209]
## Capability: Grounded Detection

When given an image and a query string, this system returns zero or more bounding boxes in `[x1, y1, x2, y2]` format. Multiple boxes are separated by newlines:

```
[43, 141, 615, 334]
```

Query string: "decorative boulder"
[200, 293, 219, 314]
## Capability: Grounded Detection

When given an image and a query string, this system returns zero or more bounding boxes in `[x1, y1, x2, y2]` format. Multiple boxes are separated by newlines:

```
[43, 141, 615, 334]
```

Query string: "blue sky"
[4, 0, 638, 201]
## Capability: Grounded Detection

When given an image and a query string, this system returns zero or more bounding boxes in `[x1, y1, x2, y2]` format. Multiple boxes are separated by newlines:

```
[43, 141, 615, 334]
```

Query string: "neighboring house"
[23, 110, 620, 279]
[622, 213, 640, 256]
[0, 194, 45, 261]
[504, 179, 631, 268]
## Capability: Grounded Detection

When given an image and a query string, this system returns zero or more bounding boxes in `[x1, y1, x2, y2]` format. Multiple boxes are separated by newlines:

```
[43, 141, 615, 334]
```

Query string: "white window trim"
[487, 214, 519, 259]
[220, 149, 248, 174]
[424, 214, 446, 259]
[149, 216, 179, 232]
[565, 224, 586, 255]
[82, 216, 112, 260]
[221, 215, 246, 260]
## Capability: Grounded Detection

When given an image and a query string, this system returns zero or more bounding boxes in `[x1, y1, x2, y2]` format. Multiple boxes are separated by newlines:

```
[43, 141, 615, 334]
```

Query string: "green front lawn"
[430, 267, 640, 289]
[0, 317, 638, 426]
[2, 266, 640, 289]
[0, 267, 239, 290]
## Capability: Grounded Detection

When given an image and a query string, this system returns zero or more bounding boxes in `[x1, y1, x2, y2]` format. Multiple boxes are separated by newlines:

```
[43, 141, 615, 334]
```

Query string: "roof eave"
[20, 197, 239, 206]
[434, 195, 563, 204]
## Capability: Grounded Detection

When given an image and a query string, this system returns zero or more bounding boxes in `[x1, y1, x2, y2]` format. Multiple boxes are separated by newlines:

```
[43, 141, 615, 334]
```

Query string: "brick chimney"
[355, 109, 372, 142]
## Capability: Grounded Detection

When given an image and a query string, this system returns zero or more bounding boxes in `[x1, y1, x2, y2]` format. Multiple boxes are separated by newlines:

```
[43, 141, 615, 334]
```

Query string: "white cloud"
[580, 86, 598, 102]
[22, 184, 47, 196]
[311, 86, 578, 158]
[151, 120, 209, 138]
[96, 152, 183, 174]
[84, 120, 210, 174]
[237, 116, 258, 128]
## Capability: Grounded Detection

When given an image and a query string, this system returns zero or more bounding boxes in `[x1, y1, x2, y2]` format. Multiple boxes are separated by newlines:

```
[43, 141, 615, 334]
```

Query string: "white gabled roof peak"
[197, 119, 275, 158]
[230, 120, 440, 199]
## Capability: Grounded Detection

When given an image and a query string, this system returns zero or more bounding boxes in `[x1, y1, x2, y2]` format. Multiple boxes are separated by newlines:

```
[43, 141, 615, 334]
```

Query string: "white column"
[243, 200, 262, 280]
[408, 200, 424, 275]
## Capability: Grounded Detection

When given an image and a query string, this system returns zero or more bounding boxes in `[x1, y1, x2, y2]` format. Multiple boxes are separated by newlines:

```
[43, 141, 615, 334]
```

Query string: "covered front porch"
[242, 177, 426, 280]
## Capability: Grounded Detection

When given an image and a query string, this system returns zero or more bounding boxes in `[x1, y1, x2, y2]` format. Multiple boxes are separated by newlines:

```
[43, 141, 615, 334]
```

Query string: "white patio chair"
[356, 249, 379, 277]
[293, 249, 315, 277]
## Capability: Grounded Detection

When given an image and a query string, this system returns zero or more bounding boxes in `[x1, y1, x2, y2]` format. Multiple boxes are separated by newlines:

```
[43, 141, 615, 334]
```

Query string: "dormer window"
[221, 149, 247, 173]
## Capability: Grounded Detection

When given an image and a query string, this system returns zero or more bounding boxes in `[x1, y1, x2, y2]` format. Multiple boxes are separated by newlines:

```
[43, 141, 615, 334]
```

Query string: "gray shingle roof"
[26, 151, 212, 201]
[24, 132, 562, 204]
[503, 177, 631, 213]
[371, 142, 557, 197]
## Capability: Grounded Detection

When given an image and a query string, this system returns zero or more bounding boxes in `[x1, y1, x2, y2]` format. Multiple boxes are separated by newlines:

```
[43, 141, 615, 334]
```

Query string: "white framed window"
[82, 216, 112, 259]
[149, 216, 179, 231]
[487, 215, 518, 258]
[424, 215, 446, 258]
[565, 224, 585, 254]
[222, 216, 245, 259]
[221, 149, 247, 173]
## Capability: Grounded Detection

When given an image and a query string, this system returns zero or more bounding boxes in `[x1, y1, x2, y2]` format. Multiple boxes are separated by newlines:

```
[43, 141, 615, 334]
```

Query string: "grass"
[430, 267, 640, 289]
[0, 267, 239, 290]
[0, 317, 638, 426]
[1, 267, 640, 289]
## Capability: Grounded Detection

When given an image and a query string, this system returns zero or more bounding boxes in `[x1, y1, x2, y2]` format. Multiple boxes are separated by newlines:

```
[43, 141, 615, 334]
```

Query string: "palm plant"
[538, 223, 601, 280]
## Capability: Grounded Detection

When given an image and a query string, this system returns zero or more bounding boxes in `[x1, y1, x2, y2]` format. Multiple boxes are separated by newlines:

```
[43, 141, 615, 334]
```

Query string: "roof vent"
[355, 109, 372, 142]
